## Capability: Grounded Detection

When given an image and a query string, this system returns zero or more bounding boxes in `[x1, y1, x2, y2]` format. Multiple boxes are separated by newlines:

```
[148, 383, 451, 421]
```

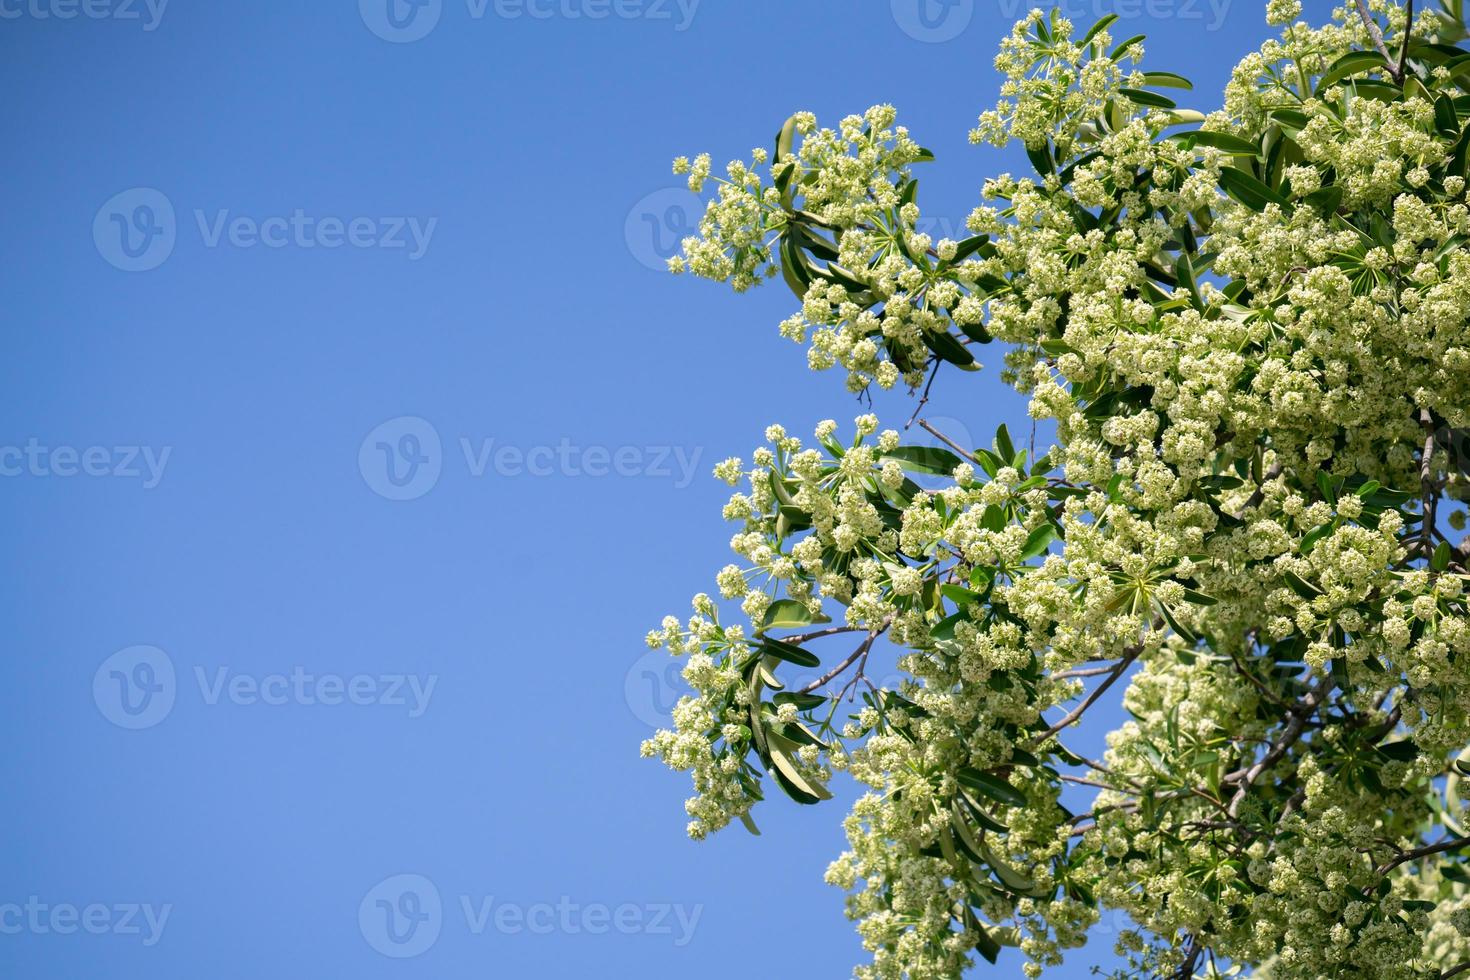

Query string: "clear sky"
[0, 1, 1312, 976]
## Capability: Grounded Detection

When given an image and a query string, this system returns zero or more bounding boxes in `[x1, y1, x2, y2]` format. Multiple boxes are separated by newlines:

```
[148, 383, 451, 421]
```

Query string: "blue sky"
[0, 1, 1306, 976]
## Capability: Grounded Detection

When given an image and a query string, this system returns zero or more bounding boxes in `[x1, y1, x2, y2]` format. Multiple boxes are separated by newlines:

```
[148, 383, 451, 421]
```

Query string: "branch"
[905, 360, 942, 430]
[917, 418, 974, 461]
[796, 617, 891, 694]
[1376, 835, 1470, 877]
[1399, 0, 1415, 83]
[1029, 642, 1143, 749]
[1227, 675, 1333, 818]
[1355, 0, 1403, 81]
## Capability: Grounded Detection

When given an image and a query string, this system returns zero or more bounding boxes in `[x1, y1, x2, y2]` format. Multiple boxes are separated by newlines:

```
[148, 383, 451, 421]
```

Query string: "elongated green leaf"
[759, 599, 830, 633]
[1174, 129, 1259, 155]
[883, 445, 965, 475]
[1119, 87, 1176, 109]
[956, 768, 1027, 808]
[761, 637, 820, 668]
[1316, 50, 1388, 93]
[1218, 166, 1288, 210]
[1019, 523, 1056, 561]
[924, 328, 978, 368]
[1141, 71, 1193, 89]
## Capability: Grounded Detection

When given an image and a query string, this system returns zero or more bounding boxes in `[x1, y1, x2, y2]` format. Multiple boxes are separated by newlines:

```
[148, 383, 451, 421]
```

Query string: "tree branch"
[1030, 642, 1143, 749]
[1227, 676, 1333, 817]
[1355, 0, 1403, 81]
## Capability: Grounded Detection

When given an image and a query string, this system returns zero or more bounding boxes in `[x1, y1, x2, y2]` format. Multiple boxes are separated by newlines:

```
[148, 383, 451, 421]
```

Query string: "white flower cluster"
[643, 3, 1470, 977]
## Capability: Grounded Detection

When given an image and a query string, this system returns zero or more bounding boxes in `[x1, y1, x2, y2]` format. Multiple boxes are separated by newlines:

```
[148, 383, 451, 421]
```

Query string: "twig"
[917, 418, 974, 460]
[1376, 835, 1470, 877]
[1399, 0, 1415, 83]
[1355, 0, 1402, 82]
[1227, 676, 1333, 817]
[796, 617, 892, 695]
[905, 359, 942, 430]
[1029, 643, 1144, 748]
[784, 625, 861, 644]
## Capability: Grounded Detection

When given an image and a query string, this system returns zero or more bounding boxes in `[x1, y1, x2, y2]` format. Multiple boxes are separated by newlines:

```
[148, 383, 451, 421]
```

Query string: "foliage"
[642, 2, 1470, 976]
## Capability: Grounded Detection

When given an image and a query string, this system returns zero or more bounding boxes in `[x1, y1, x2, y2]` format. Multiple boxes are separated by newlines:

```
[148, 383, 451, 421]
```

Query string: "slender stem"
[1227, 676, 1333, 817]
[917, 418, 973, 460]
[1029, 643, 1143, 748]
[1399, 0, 1415, 83]
[1355, 0, 1402, 81]
[796, 617, 891, 695]
[1376, 835, 1470, 877]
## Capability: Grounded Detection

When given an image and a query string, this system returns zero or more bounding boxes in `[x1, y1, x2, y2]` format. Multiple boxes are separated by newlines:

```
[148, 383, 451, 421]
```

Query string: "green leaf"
[1316, 50, 1389, 93]
[1020, 523, 1056, 561]
[1078, 13, 1118, 48]
[1434, 541, 1453, 572]
[773, 690, 825, 711]
[761, 637, 820, 668]
[774, 115, 799, 163]
[1119, 87, 1176, 109]
[1303, 184, 1343, 214]
[949, 234, 991, 263]
[1283, 570, 1321, 600]
[1108, 34, 1145, 61]
[1218, 166, 1288, 211]
[1141, 71, 1193, 90]
[956, 768, 1027, 808]
[1174, 129, 1259, 155]
[923, 328, 978, 369]
[759, 599, 830, 633]
[738, 811, 761, 836]
[1377, 740, 1420, 762]
[1181, 589, 1217, 606]
[994, 424, 1016, 461]
[882, 445, 965, 475]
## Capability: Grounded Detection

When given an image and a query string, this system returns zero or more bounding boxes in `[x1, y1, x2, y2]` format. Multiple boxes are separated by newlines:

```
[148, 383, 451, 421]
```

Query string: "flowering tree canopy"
[640, 2, 1470, 975]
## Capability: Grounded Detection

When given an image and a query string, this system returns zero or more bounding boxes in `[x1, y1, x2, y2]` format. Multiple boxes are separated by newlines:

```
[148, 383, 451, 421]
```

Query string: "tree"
[639, 2, 1470, 976]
